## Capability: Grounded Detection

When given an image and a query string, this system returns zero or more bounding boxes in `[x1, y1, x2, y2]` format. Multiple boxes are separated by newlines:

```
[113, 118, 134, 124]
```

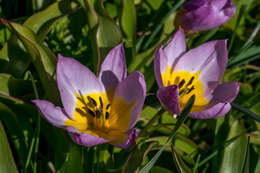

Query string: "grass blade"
[231, 103, 260, 122]
[241, 136, 250, 173]
[139, 95, 195, 173]
[142, 0, 186, 50]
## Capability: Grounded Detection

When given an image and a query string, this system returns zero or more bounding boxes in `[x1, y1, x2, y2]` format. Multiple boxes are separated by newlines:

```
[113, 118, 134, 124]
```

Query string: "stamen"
[174, 76, 180, 85]
[178, 79, 185, 89]
[95, 109, 101, 118]
[87, 109, 95, 117]
[179, 89, 185, 96]
[105, 112, 109, 119]
[87, 96, 97, 106]
[186, 86, 195, 94]
[187, 76, 194, 86]
[99, 96, 103, 109]
[106, 104, 110, 110]
[75, 108, 86, 116]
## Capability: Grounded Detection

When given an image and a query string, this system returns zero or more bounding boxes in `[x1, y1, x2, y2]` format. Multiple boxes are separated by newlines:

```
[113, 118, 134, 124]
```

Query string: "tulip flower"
[33, 44, 146, 148]
[154, 28, 239, 119]
[177, 0, 236, 32]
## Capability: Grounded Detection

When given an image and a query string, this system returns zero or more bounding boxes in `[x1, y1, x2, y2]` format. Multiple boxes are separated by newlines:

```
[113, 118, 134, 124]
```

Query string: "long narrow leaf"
[139, 95, 195, 173]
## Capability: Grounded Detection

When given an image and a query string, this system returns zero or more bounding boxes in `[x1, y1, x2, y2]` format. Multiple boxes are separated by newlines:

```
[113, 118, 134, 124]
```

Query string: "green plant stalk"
[139, 108, 165, 136]
[231, 103, 260, 122]
[142, 0, 186, 50]
[228, 5, 246, 52]
[139, 95, 195, 173]
[198, 129, 249, 167]
[241, 136, 250, 173]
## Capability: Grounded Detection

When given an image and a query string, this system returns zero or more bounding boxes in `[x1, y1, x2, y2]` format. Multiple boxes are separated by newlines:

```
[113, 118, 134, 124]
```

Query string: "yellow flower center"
[161, 65, 209, 112]
[64, 91, 134, 144]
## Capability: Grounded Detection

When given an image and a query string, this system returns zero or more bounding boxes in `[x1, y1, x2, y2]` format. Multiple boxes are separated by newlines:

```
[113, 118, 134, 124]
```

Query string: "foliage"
[0, 0, 260, 172]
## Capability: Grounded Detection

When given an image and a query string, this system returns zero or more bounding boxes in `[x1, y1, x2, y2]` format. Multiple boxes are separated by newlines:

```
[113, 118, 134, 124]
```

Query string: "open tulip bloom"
[33, 44, 146, 148]
[154, 28, 239, 119]
[179, 0, 235, 32]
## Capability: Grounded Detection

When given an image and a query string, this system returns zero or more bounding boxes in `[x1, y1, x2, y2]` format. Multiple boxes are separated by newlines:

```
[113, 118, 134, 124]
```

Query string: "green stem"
[140, 108, 165, 136]
[29, 72, 41, 173]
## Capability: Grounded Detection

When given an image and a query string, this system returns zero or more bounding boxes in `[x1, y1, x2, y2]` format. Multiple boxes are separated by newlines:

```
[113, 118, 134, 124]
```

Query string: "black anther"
[105, 112, 109, 119]
[178, 79, 185, 88]
[87, 96, 97, 106]
[99, 96, 103, 109]
[187, 76, 195, 86]
[106, 104, 110, 110]
[75, 108, 86, 116]
[95, 109, 101, 118]
[186, 86, 195, 94]
[87, 109, 95, 117]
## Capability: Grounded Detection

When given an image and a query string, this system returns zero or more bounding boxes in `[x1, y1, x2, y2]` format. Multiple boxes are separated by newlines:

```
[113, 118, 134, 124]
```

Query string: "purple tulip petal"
[199, 40, 228, 97]
[211, 0, 230, 10]
[154, 46, 168, 88]
[174, 40, 226, 73]
[99, 44, 127, 90]
[114, 71, 146, 129]
[181, 3, 235, 31]
[115, 129, 139, 149]
[211, 82, 240, 104]
[183, 0, 208, 11]
[33, 100, 68, 127]
[173, 40, 228, 98]
[157, 85, 181, 114]
[189, 103, 231, 119]
[69, 132, 108, 147]
[57, 54, 104, 118]
[164, 28, 186, 68]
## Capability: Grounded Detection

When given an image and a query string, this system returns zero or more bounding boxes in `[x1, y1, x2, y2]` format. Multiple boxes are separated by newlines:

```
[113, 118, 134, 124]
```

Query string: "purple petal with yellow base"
[99, 44, 127, 90]
[57, 54, 104, 119]
[154, 46, 168, 88]
[115, 129, 139, 149]
[113, 71, 146, 130]
[190, 103, 231, 119]
[154, 28, 240, 119]
[33, 46, 146, 148]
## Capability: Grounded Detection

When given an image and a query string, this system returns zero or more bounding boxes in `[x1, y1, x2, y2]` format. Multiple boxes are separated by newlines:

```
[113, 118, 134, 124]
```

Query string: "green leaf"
[59, 144, 84, 173]
[0, 121, 18, 173]
[0, 38, 31, 78]
[0, 102, 28, 167]
[232, 103, 260, 122]
[219, 120, 248, 173]
[79, 0, 122, 73]
[121, 0, 136, 48]
[0, 73, 32, 98]
[94, 0, 122, 60]
[142, 0, 186, 50]
[0, 1, 79, 77]
[254, 158, 260, 173]
[228, 46, 260, 68]
[3, 20, 59, 102]
[123, 142, 157, 173]
[173, 134, 197, 156]
[171, 145, 193, 173]
[24, 1, 78, 42]
[150, 166, 172, 173]
[139, 95, 195, 173]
